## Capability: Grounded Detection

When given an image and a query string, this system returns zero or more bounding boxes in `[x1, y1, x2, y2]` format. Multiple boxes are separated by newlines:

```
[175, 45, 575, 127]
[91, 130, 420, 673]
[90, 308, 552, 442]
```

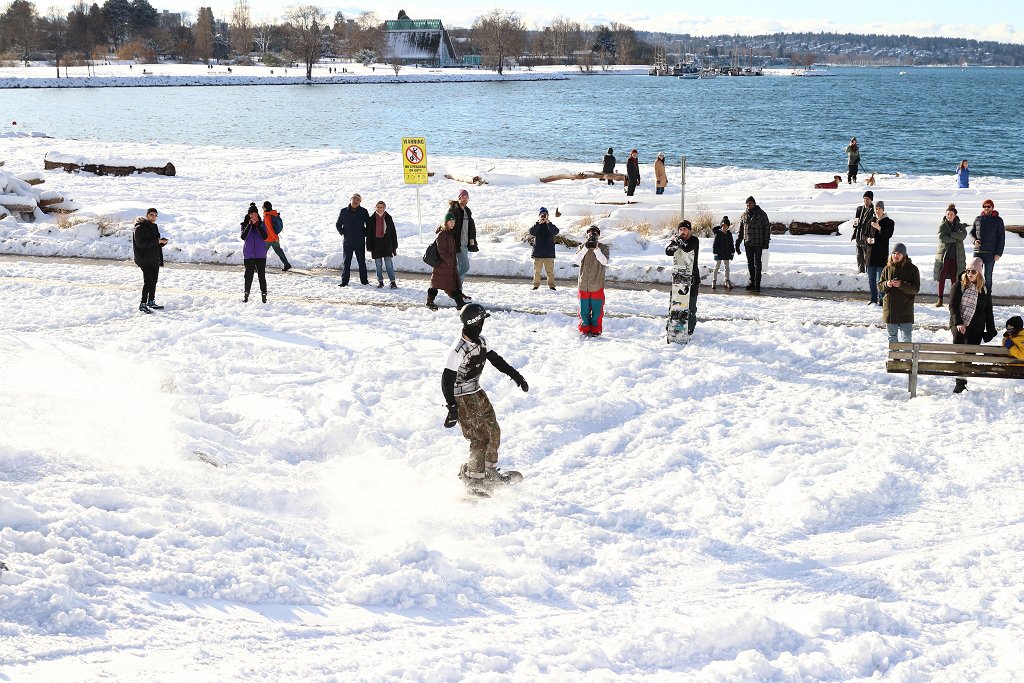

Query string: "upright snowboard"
[667, 250, 698, 344]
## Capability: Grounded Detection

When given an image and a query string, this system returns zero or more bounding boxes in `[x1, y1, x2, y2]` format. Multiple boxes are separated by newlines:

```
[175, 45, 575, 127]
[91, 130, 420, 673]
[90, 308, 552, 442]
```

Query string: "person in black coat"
[528, 207, 559, 290]
[625, 149, 640, 196]
[335, 193, 371, 286]
[132, 207, 167, 313]
[602, 147, 616, 185]
[949, 257, 998, 393]
[864, 200, 895, 305]
[711, 216, 735, 290]
[366, 200, 399, 288]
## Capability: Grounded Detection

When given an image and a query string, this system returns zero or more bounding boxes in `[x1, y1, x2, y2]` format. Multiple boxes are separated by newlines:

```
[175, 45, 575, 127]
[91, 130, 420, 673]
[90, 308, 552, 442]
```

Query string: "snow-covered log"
[444, 173, 487, 186]
[44, 151, 176, 177]
[539, 171, 626, 183]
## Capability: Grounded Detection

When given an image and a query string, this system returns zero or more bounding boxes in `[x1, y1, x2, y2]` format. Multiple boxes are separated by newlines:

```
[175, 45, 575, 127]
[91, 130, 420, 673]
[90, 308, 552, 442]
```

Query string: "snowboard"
[667, 249, 698, 344]
[459, 465, 523, 498]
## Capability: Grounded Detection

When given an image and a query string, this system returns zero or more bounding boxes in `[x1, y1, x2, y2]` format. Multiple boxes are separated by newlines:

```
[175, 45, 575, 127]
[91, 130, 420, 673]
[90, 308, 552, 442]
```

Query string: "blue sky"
[81, 1, 1024, 43]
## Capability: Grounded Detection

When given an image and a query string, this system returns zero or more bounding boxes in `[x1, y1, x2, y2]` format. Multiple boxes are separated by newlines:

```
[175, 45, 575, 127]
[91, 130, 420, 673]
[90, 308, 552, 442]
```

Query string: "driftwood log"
[789, 220, 843, 236]
[1006, 225, 1023, 237]
[444, 173, 487, 185]
[44, 157, 176, 177]
[540, 171, 627, 183]
[0, 194, 37, 213]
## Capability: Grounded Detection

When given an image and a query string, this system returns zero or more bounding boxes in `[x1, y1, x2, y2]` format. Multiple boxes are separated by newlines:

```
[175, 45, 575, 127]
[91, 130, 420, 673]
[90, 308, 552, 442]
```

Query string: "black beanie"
[1008, 316, 1023, 331]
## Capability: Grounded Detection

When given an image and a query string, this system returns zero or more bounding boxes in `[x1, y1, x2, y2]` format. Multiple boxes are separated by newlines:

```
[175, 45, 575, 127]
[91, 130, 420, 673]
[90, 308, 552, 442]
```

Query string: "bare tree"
[471, 9, 525, 75]
[546, 16, 583, 65]
[352, 11, 384, 59]
[285, 4, 326, 80]
[43, 6, 69, 77]
[610, 22, 636, 64]
[254, 21, 274, 55]
[230, 0, 254, 56]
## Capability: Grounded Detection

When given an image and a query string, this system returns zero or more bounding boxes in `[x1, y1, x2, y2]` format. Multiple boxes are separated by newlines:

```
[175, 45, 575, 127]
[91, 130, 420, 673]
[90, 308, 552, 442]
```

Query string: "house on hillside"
[383, 18, 460, 67]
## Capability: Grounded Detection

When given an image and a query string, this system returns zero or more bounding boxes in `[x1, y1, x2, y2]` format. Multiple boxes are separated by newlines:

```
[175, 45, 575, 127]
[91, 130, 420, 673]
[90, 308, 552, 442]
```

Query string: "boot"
[712, 280, 717, 290]
[147, 299, 164, 310]
[243, 291, 249, 303]
[139, 302, 152, 314]
[390, 281, 397, 289]
[725, 279, 733, 290]
[261, 292, 267, 303]
[934, 297, 943, 307]
[426, 288, 438, 311]
[454, 291, 467, 310]
[953, 378, 968, 394]
[281, 264, 292, 272]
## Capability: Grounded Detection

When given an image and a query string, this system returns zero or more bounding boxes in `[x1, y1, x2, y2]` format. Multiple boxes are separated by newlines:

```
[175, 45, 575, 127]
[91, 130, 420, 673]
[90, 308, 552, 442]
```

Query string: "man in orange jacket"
[262, 200, 292, 272]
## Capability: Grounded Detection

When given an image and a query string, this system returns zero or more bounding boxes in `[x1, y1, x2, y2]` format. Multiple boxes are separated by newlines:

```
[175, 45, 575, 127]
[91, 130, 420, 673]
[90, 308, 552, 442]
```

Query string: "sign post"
[402, 136, 428, 242]
[680, 155, 687, 222]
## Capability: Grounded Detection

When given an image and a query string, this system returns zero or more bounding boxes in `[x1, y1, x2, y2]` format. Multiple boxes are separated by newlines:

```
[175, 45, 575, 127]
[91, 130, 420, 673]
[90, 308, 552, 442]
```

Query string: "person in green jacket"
[879, 243, 921, 343]
[933, 203, 968, 307]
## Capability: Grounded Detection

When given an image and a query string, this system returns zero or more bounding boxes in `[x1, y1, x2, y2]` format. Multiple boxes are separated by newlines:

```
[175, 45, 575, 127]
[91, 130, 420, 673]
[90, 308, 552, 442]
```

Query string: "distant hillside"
[641, 31, 1024, 66]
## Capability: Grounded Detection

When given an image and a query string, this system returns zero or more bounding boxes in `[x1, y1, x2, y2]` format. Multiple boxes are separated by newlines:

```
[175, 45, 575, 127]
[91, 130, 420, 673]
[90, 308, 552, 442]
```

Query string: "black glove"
[764, 242, 769, 250]
[512, 372, 529, 392]
[444, 404, 458, 428]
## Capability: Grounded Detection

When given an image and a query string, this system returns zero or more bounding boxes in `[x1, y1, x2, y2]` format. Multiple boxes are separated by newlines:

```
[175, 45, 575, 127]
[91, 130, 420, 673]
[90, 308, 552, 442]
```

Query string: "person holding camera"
[666, 220, 700, 335]
[879, 243, 920, 344]
[865, 200, 895, 306]
[240, 203, 269, 303]
[132, 207, 167, 314]
[529, 207, 559, 290]
[442, 303, 528, 493]
[852, 190, 874, 274]
[572, 225, 610, 337]
[1003, 315, 1024, 360]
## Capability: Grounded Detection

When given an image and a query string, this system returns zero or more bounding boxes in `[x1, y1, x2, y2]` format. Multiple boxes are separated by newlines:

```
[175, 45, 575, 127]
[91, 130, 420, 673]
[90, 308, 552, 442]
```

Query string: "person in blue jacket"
[335, 193, 371, 286]
[955, 159, 970, 188]
[240, 204, 269, 302]
[529, 207, 559, 290]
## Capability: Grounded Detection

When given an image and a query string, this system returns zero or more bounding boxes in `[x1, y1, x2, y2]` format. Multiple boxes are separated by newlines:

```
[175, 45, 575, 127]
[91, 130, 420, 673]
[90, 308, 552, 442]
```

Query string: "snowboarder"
[132, 207, 167, 314]
[666, 220, 700, 341]
[442, 303, 529, 494]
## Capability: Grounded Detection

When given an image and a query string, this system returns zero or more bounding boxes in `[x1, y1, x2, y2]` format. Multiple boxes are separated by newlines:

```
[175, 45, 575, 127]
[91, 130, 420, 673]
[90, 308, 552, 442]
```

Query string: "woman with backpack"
[261, 200, 291, 272]
[426, 212, 466, 311]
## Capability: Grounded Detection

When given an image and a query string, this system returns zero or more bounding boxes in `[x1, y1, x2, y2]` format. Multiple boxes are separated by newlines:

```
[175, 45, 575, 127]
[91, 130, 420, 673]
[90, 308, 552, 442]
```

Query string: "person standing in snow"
[240, 204, 269, 302]
[335, 193, 370, 287]
[955, 159, 970, 189]
[573, 225, 610, 337]
[442, 303, 528, 490]
[602, 147, 616, 185]
[933, 203, 968, 307]
[261, 201, 291, 272]
[529, 207, 559, 290]
[879, 243, 920, 344]
[970, 199, 1005, 294]
[448, 189, 478, 295]
[426, 211, 466, 311]
[654, 152, 668, 195]
[666, 220, 700, 336]
[711, 216, 735, 290]
[852, 190, 875, 274]
[846, 136, 861, 184]
[736, 196, 770, 292]
[366, 200, 398, 288]
[864, 201, 895, 306]
[625, 149, 641, 196]
[132, 207, 167, 314]
[948, 257, 997, 394]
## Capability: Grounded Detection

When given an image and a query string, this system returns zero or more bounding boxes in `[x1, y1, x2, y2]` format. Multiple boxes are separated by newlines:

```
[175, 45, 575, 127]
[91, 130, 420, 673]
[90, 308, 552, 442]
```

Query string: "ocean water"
[4, 67, 1022, 178]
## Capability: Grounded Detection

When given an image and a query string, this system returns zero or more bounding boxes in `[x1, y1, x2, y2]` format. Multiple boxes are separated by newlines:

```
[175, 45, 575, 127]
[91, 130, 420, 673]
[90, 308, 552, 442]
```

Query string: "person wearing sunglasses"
[949, 257, 997, 393]
[1003, 315, 1024, 360]
[969, 199, 1005, 294]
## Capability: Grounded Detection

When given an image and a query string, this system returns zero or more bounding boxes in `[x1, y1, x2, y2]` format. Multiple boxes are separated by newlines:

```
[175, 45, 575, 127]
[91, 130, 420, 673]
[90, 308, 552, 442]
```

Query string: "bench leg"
[909, 343, 920, 398]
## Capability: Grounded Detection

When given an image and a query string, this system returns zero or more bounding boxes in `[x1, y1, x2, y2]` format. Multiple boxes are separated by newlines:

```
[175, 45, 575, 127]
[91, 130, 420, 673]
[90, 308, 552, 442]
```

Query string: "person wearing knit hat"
[879, 242, 920, 344]
[666, 220, 701, 337]
[949, 256, 997, 393]
[970, 198, 1005, 295]
[1004, 315, 1024, 360]
[448, 190, 478, 297]
[529, 207, 559, 290]
[846, 137, 860, 184]
[711, 215, 735, 290]
[852, 190, 875, 274]
[626, 149, 641, 196]
[602, 147, 616, 185]
[425, 212, 466, 311]
[654, 152, 668, 195]
[573, 226, 609, 336]
[933, 203, 968, 307]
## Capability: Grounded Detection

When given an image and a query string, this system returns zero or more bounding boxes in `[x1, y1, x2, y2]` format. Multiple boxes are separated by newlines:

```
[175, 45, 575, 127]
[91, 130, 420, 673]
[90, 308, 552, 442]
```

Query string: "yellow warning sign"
[402, 137, 428, 185]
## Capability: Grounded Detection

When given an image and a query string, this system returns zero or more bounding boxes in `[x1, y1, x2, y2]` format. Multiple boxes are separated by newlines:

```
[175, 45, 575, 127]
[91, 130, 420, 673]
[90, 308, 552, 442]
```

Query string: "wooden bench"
[887, 342, 1024, 397]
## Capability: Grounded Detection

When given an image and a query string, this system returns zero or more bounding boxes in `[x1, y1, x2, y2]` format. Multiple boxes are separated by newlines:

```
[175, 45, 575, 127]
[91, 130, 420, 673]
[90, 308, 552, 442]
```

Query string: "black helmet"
[460, 303, 490, 327]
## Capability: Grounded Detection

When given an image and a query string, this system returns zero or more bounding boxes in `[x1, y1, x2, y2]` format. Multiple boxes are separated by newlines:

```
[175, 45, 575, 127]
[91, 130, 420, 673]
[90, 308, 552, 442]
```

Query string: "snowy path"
[2, 258, 1023, 680]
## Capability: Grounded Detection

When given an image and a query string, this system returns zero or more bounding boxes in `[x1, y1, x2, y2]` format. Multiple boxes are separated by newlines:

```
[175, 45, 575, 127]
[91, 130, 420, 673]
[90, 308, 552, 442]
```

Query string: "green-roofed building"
[383, 17, 460, 67]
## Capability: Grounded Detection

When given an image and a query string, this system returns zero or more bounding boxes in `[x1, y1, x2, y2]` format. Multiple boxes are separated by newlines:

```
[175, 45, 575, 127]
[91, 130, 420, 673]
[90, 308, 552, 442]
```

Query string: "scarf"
[960, 284, 979, 329]
[375, 213, 385, 239]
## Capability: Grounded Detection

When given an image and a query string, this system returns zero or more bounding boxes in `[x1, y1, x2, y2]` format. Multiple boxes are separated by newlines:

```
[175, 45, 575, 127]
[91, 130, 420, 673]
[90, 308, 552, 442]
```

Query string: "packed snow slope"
[1, 257, 1023, 681]
[1, 135, 1021, 296]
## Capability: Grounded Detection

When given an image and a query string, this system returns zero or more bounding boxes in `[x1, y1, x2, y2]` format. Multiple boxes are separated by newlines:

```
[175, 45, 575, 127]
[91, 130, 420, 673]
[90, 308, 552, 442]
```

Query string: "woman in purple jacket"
[240, 204, 269, 302]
